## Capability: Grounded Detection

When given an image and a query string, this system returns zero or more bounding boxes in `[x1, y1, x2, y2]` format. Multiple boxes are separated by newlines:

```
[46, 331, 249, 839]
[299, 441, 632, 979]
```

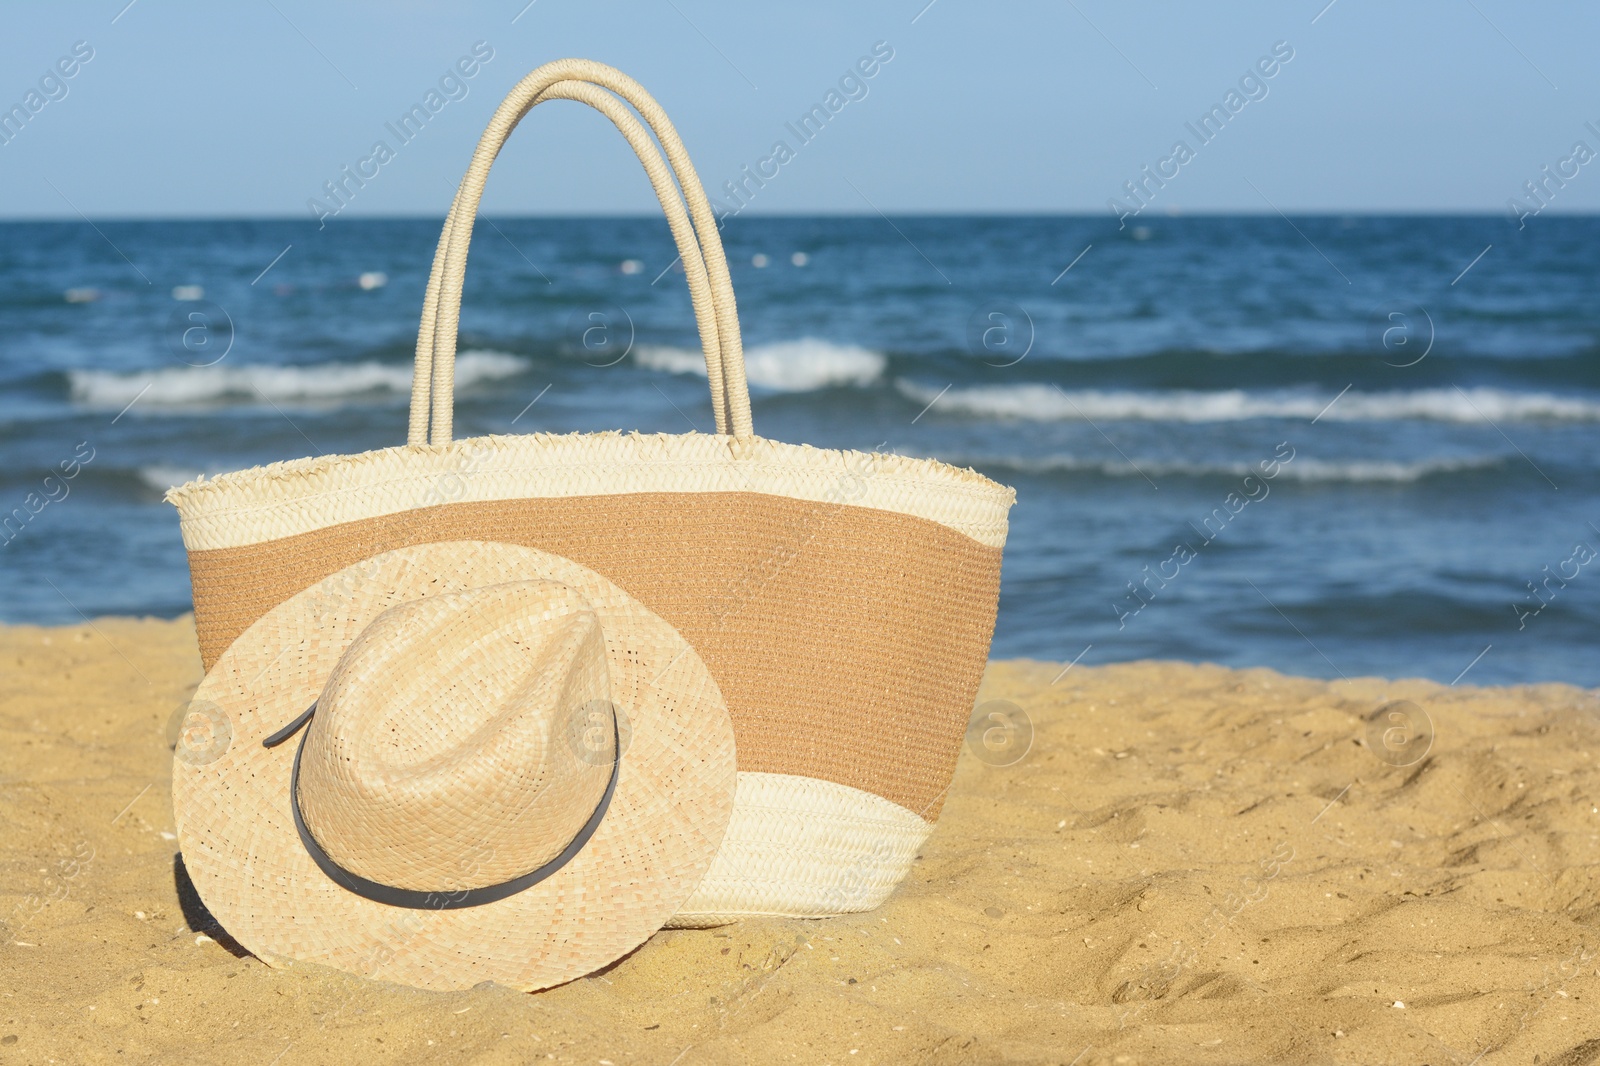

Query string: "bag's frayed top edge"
[163, 430, 1017, 509]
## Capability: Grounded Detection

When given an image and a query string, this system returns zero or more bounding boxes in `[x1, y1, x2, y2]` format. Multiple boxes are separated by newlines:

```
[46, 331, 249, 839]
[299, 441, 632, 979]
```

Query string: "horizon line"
[0, 208, 1593, 224]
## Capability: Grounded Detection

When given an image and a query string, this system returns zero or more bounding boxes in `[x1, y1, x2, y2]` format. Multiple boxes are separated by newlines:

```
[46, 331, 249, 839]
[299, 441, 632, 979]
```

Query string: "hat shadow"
[172, 852, 251, 960]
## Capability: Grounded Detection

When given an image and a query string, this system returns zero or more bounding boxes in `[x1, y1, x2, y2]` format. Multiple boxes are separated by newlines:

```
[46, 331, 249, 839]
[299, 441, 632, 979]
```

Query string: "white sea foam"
[957, 454, 1506, 483]
[631, 346, 708, 377]
[69, 350, 527, 410]
[636, 338, 886, 391]
[896, 381, 1600, 424]
[136, 464, 208, 492]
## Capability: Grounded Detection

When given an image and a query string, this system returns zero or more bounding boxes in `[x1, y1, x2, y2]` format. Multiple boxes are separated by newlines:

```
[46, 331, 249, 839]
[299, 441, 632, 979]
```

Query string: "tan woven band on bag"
[411, 59, 753, 445]
[183, 487, 1003, 820]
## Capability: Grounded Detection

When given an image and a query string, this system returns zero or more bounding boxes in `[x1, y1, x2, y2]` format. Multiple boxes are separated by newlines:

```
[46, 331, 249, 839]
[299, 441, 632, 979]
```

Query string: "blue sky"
[1, 0, 1598, 218]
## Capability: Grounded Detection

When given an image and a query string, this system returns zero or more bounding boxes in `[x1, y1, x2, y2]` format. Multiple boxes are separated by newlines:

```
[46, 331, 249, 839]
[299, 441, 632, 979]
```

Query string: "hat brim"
[171, 541, 736, 992]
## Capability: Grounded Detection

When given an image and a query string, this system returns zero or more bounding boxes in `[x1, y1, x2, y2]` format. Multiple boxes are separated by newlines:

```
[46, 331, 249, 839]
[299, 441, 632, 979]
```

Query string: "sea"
[2, 215, 1597, 688]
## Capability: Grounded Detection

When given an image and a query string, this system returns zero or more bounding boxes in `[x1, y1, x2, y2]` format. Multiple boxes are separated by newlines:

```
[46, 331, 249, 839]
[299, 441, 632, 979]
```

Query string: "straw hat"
[171, 541, 736, 992]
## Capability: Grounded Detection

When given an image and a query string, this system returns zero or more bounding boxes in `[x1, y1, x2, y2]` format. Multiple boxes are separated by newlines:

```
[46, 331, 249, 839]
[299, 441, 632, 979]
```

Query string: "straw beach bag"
[167, 59, 1015, 925]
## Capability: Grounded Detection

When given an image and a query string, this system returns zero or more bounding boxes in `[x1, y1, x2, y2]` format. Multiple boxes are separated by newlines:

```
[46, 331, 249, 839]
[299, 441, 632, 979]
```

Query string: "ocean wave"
[636, 338, 885, 391]
[137, 464, 209, 492]
[68, 350, 527, 410]
[897, 381, 1600, 423]
[0, 463, 222, 499]
[956, 454, 1507, 483]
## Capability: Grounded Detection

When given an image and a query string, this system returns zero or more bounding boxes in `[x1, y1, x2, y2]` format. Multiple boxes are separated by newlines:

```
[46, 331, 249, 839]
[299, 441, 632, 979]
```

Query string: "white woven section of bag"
[666, 773, 933, 927]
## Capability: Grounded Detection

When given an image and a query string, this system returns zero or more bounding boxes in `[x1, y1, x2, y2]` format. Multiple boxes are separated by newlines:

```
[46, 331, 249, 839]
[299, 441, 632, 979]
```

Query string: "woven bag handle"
[410, 58, 754, 445]
[412, 78, 730, 441]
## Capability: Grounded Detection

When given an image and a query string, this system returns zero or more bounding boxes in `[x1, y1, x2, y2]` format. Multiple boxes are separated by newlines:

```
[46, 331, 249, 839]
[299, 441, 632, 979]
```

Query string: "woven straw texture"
[169, 433, 1009, 552]
[171, 542, 736, 992]
[666, 772, 933, 927]
[177, 474, 1003, 820]
[298, 580, 615, 891]
[168, 58, 1014, 928]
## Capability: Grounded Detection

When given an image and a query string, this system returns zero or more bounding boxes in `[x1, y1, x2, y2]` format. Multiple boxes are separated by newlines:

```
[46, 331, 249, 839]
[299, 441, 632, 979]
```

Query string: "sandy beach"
[3, 615, 1598, 1065]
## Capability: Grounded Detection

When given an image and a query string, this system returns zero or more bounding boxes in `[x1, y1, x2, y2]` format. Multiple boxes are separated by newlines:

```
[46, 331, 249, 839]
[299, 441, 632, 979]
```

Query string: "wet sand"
[3, 616, 1598, 1065]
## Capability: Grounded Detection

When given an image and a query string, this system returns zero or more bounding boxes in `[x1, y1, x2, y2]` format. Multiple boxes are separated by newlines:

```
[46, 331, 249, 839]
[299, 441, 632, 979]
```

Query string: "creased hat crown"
[296, 580, 615, 892]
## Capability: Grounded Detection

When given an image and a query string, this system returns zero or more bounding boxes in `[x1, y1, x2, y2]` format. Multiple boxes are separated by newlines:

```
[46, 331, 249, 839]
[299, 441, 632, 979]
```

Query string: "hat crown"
[296, 580, 615, 892]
